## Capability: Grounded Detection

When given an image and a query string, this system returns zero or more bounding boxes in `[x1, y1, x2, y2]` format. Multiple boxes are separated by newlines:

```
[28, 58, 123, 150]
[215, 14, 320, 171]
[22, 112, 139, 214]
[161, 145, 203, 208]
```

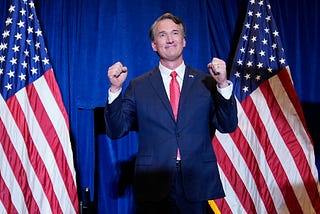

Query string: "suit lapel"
[179, 66, 197, 109]
[148, 68, 175, 120]
[148, 66, 199, 122]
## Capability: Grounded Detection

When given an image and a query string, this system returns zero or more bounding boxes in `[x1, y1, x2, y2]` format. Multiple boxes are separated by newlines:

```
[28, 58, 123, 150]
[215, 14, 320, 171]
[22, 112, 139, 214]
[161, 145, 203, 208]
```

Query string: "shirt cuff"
[108, 88, 122, 104]
[216, 80, 233, 100]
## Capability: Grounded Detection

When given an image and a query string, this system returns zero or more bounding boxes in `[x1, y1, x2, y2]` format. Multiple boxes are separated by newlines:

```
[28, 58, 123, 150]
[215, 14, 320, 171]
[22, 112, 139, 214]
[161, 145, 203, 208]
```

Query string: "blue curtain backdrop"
[1, 0, 319, 213]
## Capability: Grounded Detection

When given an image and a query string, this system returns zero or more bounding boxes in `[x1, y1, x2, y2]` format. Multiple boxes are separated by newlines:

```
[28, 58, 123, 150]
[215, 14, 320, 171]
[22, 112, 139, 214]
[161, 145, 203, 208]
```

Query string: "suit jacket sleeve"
[212, 91, 238, 133]
[104, 81, 137, 139]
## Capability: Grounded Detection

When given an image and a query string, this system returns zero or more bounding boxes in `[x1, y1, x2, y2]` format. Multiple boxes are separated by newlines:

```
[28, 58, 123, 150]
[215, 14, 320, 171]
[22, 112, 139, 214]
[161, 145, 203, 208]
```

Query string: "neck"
[160, 57, 183, 70]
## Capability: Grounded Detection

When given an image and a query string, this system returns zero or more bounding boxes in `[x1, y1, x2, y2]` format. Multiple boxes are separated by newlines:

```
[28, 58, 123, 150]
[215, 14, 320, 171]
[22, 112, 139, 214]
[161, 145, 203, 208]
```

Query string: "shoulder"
[185, 65, 210, 77]
[185, 65, 213, 84]
[130, 66, 159, 83]
[185, 65, 217, 91]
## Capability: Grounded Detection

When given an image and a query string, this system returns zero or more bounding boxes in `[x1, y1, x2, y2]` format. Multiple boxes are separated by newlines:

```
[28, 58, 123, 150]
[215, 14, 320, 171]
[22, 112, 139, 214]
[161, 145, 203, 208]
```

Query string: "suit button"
[176, 133, 180, 138]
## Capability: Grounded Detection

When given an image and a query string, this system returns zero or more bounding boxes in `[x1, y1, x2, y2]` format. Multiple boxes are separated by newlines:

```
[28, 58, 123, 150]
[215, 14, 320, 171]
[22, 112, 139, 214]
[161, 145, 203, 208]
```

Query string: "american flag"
[211, 0, 320, 213]
[0, 0, 78, 213]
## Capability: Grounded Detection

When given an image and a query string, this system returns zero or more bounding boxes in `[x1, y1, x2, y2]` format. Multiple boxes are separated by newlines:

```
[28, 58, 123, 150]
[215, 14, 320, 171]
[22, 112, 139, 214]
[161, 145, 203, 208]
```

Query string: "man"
[105, 13, 238, 214]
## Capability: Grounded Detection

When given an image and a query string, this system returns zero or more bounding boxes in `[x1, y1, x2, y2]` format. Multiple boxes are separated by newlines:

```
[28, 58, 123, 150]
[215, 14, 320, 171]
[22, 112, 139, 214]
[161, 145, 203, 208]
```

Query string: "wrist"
[110, 86, 121, 93]
[218, 81, 230, 88]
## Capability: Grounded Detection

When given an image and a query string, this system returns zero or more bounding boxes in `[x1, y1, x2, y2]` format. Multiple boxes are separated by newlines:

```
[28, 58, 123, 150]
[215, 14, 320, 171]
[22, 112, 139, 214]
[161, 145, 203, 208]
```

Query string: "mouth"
[165, 44, 176, 49]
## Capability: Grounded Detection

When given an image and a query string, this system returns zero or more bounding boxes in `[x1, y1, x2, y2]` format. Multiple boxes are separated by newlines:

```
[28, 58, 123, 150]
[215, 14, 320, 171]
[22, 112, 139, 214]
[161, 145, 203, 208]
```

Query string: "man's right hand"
[107, 61, 128, 92]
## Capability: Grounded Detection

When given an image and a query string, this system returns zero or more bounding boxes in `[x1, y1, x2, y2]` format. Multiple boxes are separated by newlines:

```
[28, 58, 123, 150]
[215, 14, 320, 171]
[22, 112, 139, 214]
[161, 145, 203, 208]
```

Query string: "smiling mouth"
[166, 45, 176, 49]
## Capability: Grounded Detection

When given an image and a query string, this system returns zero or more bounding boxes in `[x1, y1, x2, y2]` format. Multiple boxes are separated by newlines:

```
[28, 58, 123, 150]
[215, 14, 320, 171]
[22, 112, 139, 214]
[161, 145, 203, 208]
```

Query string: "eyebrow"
[158, 29, 180, 35]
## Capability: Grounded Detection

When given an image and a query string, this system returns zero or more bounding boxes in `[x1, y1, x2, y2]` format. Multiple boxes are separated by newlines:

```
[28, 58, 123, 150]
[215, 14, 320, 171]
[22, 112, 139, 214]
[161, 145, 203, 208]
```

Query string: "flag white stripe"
[215, 131, 268, 213]
[251, 86, 314, 213]
[0, 144, 28, 214]
[0, 1, 78, 212]
[217, 165, 246, 214]
[233, 98, 290, 213]
[269, 74, 319, 180]
[15, 86, 75, 213]
[33, 76, 77, 183]
[0, 94, 52, 213]
[269, 75, 320, 213]
[218, 0, 320, 212]
[0, 200, 8, 214]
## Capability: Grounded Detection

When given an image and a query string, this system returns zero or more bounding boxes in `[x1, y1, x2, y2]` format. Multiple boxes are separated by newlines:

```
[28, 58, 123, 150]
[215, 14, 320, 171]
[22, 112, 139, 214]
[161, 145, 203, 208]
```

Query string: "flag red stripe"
[0, 1, 78, 212]
[27, 80, 78, 210]
[214, 198, 232, 214]
[6, 95, 63, 213]
[213, 135, 258, 214]
[229, 125, 277, 213]
[0, 121, 40, 213]
[278, 68, 309, 132]
[241, 94, 303, 213]
[261, 70, 320, 210]
[212, 0, 320, 212]
[43, 69, 70, 129]
[0, 162, 19, 214]
[274, 69, 315, 155]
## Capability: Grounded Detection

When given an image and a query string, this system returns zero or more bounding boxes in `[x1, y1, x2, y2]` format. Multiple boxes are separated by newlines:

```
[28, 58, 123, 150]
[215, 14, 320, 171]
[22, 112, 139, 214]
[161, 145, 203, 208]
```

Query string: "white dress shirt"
[108, 61, 233, 103]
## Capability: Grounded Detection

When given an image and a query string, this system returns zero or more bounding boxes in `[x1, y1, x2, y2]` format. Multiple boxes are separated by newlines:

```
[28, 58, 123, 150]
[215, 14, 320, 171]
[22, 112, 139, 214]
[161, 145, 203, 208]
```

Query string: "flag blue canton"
[0, 0, 52, 100]
[230, 0, 288, 102]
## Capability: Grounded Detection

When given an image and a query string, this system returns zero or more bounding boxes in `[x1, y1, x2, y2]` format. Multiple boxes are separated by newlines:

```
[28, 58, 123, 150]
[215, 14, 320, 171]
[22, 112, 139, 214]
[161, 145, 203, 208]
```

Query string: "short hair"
[149, 13, 186, 41]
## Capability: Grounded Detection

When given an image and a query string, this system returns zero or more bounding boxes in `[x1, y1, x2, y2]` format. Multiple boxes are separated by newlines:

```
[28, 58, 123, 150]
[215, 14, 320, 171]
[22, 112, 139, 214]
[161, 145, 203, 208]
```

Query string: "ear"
[183, 38, 186, 47]
[151, 41, 157, 52]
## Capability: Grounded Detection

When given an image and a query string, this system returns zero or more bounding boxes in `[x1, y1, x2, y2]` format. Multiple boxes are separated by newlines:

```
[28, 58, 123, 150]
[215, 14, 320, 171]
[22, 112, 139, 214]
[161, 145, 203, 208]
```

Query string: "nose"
[166, 34, 174, 43]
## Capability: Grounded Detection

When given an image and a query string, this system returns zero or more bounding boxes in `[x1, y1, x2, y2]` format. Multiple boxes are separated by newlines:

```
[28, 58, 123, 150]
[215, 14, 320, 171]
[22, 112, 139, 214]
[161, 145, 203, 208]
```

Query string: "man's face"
[151, 19, 186, 62]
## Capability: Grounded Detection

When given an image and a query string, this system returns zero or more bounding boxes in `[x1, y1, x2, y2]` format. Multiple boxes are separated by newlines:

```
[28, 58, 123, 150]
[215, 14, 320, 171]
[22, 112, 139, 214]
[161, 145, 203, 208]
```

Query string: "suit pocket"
[135, 155, 153, 166]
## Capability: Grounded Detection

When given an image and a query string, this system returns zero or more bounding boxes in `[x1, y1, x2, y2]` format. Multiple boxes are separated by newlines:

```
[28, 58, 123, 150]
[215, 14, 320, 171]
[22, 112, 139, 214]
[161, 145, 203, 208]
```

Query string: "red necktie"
[170, 71, 181, 159]
[170, 71, 180, 121]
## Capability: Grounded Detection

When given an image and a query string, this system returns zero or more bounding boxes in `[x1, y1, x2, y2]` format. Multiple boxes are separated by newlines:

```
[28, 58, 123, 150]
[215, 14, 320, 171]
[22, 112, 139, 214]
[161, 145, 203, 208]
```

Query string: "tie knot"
[170, 71, 177, 78]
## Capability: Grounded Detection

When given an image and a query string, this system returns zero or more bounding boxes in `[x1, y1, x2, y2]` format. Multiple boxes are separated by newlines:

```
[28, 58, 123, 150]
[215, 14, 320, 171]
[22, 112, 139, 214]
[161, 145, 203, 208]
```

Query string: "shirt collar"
[159, 61, 186, 79]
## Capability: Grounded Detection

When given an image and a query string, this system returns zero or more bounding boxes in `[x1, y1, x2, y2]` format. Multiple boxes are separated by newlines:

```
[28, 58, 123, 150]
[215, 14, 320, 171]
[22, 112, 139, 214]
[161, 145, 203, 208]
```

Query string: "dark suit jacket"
[104, 65, 238, 202]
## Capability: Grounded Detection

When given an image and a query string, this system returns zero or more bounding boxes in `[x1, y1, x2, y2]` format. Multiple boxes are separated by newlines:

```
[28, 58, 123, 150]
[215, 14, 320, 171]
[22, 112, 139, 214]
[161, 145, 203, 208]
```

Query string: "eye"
[159, 32, 166, 38]
[172, 30, 180, 35]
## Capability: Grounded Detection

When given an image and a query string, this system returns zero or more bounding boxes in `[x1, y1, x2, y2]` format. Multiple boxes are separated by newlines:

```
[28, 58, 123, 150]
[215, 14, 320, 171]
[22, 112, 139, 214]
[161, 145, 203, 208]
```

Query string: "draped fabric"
[1, 0, 319, 212]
